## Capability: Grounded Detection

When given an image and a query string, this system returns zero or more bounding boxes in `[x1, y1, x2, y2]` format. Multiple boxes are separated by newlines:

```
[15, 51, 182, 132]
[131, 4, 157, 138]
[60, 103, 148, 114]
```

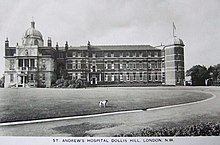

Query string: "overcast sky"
[0, 0, 220, 76]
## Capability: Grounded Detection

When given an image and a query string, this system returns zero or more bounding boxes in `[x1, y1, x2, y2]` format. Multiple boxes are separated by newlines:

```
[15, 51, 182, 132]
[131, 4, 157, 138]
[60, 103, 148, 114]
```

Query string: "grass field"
[0, 87, 212, 123]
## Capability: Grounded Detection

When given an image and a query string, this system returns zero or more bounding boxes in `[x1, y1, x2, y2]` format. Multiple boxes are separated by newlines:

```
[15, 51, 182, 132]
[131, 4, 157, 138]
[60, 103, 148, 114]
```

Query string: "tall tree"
[186, 65, 209, 86]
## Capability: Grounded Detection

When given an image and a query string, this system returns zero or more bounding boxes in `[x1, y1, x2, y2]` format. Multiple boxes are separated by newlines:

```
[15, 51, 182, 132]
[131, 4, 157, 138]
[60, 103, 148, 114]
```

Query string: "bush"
[53, 78, 86, 88]
[114, 122, 220, 137]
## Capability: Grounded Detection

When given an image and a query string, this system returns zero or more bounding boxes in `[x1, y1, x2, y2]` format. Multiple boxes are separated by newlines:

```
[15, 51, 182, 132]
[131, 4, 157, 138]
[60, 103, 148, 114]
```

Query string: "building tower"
[164, 36, 185, 85]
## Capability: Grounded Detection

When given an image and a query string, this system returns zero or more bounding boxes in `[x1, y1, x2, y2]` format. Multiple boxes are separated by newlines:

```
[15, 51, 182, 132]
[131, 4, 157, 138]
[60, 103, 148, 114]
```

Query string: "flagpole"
[173, 22, 176, 37]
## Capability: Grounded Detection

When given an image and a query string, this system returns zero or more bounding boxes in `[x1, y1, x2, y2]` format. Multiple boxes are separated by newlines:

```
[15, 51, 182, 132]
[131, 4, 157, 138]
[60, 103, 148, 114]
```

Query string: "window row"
[104, 73, 162, 82]
[18, 59, 35, 68]
[61, 51, 162, 58]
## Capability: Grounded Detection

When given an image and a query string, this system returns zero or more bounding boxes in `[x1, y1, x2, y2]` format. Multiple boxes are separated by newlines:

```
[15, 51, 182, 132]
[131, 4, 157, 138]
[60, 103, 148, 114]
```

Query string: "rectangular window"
[105, 62, 108, 69]
[119, 63, 122, 69]
[148, 74, 151, 81]
[123, 63, 126, 69]
[18, 59, 23, 67]
[151, 62, 155, 69]
[148, 63, 151, 69]
[140, 72, 143, 80]
[136, 63, 139, 69]
[111, 74, 114, 81]
[126, 61, 129, 69]
[111, 62, 114, 69]
[92, 66, 96, 72]
[120, 73, 123, 81]
[139, 61, 143, 69]
[133, 72, 136, 80]
[127, 73, 130, 81]
[105, 74, 108, 81]
[92, 53, 96, 58]
[30, 59, 35, 67]
[75, 73, 78, 79]
[158, 62, 161, 68]
[25, 59, 29, 67]
[10, 74, 14, 82]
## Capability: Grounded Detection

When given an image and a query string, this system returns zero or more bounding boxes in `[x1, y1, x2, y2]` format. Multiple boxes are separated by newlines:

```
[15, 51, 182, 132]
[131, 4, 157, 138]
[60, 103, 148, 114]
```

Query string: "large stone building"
[4, 21, 185, 88]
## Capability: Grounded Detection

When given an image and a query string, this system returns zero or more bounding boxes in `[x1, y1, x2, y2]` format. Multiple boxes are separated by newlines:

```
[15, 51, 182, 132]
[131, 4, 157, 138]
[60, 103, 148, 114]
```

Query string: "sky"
[0, 0, 220, 76]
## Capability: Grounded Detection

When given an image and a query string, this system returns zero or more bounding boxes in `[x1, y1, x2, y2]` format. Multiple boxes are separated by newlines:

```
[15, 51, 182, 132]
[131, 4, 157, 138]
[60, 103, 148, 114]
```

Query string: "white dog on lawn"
[99, 100, 108, 108]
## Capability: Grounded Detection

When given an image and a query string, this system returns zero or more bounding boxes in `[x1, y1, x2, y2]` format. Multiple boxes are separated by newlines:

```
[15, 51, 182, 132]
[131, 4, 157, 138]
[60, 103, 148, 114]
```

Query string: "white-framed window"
[133, 72, 136, 80]
[140, 72, 143, 80]
[119, 63, 122, 69]
[105, 74, 108, 81]
[111, 62, 114, 69]
[105, 62, 108, 69]
[120, 73, 123, 81]
[127, 73, 130, 81]
[111, 74, 114, 81]
[148, 73, 152, 81]
[155, 73, 158, 81]
[126, 61, 129, 69]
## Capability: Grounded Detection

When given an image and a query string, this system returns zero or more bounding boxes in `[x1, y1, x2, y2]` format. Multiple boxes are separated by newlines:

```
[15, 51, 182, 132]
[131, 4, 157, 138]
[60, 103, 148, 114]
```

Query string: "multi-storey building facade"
[4, 21, 185, 88]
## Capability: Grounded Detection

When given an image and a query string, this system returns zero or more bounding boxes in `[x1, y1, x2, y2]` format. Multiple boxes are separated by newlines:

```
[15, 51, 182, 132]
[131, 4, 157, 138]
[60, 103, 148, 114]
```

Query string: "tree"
[186, 65, 209, 86]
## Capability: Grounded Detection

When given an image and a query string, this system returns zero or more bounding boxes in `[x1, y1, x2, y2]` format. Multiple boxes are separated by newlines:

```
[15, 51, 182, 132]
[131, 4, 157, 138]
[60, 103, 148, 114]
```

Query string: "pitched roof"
[89, 45, 158, 51]
[57, 44, 159, 51]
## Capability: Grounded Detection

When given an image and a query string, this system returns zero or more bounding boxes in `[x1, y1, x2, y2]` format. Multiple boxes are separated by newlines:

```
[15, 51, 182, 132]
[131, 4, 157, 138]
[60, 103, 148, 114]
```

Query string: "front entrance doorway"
[92, 78, 96, 85]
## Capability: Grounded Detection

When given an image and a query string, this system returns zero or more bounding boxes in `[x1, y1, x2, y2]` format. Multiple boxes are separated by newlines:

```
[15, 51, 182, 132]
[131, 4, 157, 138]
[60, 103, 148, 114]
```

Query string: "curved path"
[0, 87, 219, 136]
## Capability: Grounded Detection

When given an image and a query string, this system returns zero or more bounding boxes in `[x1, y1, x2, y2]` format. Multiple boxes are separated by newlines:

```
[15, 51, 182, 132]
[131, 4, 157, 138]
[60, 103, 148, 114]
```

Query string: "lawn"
[0, 87, 212, 123]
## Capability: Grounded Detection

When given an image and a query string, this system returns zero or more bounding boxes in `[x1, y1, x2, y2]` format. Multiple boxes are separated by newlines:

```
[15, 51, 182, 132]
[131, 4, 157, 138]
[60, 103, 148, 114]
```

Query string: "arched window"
[34, 40, 38, 45]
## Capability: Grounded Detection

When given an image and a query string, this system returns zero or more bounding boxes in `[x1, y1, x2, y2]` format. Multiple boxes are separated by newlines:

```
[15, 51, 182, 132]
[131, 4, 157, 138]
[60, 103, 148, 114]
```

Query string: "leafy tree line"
[186, 64, 220, 86]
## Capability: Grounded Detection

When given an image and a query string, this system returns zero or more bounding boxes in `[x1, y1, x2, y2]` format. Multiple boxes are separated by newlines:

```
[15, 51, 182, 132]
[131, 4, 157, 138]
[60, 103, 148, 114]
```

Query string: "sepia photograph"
[0, 0, 220, 144]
